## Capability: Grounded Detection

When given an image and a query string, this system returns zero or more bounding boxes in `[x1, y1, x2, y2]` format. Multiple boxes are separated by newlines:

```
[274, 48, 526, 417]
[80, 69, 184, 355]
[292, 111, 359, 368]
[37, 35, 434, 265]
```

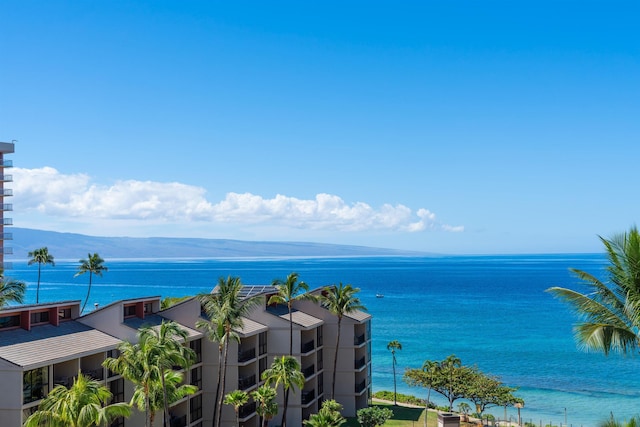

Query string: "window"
[107, 349, 120, 378]
[23, 367, 48, 404]
[191, 366, 202, 389]
[258, 332, 267, 355]
[0, 314, 20, 329]
[316, 326, 323, 347]
[190, 394, 203, 422]
[30, 311, 49, 324]
[123, 305, 136, 317]
[108, 379, 125, 427]
[144, 302, 153, 314]
[190, 339, 202, 364]
[317, 372, 324, 396]
[58, 308, 71, 320]
[317, 349, 323, 371]
[259, 357, 267, 380]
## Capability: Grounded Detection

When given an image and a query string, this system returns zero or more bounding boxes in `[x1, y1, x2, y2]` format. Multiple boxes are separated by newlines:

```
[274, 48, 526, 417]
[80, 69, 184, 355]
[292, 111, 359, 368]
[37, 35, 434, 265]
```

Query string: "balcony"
[1, 247, 13, 255]
[238, 347, 256, 363]
[355, 379, 367, 394]
[301, 340, 315, 354]
[0, 232, 12, 240]
[302, 364, 315, 379]
[301, 389, 315, 405]
[82, 368, 104, 381]
[0, 174, 12, 182]
[0, 204, 12, 211]
[169, 414, 187, 427]
[0, 189, 12, 196]
[354, 356, 366, 370]
[238, 374, 256, 390]
[2, 218, 12, 226]
[0, 159, 13, 168]
[239, 401, 256, 419]
[354, 333, 366, 346]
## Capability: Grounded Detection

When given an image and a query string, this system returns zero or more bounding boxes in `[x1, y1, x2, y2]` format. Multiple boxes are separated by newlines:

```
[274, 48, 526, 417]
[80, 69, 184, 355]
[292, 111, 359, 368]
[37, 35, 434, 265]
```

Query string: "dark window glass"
[258, 332, 267, 355]
[30, 311, 49, 324]
[317, 326, 323, 346]
[58, 308, 71, 320]
[23, 367, 48, 404]
[191, 366, 202, 389]
[190, 394, 203, 421]
[123, 305, 136, 317]
[190, 339, 202, 363]
[0, 314, 20, 329]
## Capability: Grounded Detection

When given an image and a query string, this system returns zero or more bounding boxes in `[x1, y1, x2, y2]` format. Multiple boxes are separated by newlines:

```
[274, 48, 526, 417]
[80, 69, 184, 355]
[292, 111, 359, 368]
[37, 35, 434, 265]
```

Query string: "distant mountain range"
[8, 228, 427, 260]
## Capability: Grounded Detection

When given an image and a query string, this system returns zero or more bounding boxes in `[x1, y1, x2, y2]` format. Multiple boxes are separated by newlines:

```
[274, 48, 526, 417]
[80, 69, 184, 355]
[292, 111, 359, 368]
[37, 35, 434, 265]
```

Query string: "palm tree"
[268, 272, 317, 355]
[75, 253, 108, 313]
[304, 399, 346, 427]
[224, 390, 249, 427]
[421, 360, 438, 427]
[547, 227, 640, 355]
[262, 355, 305, 427]
[27, 247, 55, 304]
[251, 385, 278, 427]
[0, 271, 25, 307]
[104, 321, 196, 427]
[23, 372, 131, 427]
[321, 282, 365, 399]
[197, 276, 260, 427]
[387, 340, 402, 405]
[139, 321, 195, 427]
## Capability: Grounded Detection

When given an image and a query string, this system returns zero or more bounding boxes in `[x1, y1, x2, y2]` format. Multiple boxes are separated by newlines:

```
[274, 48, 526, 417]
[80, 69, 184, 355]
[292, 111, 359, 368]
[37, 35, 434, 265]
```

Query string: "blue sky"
[2, 1, 639, 254]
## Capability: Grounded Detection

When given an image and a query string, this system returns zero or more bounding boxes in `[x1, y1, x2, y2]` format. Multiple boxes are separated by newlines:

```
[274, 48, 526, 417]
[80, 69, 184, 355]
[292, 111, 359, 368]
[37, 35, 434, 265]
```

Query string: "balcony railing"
[169, 414, 187, 427]
[238, 347, 256, 363]
[354, 356, 366, 370]
[0, 232, 13, 240]
[238, 374, 256, 390]
[0, 189, 13, 196]
[239, 401, 256, 419]
[0, 160, 13, 168]
[0, 204, 12, 211]
[355, 379, 367, 393]
[302, 364, 315, 379]
[1, 247, 13, 255]
[2, 262, 13, 269]
[0, 175, 12, 182]
[82, 368, 104, 381]
[2, 218, 13, 226]
[301, 389, 315, 405]
[354, 333, 366, 346]
[301, 340, 315, 354]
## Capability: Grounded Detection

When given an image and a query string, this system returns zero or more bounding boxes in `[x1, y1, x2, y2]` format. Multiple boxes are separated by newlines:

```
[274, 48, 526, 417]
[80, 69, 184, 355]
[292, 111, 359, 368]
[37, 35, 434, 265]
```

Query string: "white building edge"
[0, 285, 372, 426]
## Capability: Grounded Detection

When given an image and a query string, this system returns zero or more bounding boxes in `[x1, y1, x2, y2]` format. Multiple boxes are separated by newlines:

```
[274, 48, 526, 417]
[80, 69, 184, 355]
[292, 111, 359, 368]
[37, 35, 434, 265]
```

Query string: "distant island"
[9, 228, 428, 260]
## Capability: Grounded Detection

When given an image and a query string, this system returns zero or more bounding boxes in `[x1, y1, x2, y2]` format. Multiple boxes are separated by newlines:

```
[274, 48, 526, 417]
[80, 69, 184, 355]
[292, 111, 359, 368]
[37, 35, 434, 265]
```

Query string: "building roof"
[345, 309, 371, 322]
[0, 321, 121, 369]
[236, 317, 268, 337]
[123, 314, 202, 340]
[280, 310, 323, 328]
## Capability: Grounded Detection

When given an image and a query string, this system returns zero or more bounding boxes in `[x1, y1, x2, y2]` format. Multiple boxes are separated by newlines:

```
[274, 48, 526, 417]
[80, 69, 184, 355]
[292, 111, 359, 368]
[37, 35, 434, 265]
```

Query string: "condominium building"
[0, 141, 14, 271]
[0, 286, 372, 426]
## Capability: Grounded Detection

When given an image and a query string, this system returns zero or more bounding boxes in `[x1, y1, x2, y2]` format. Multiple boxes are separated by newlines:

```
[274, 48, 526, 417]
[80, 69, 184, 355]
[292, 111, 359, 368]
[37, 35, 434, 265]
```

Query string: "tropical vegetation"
[23, 372, 131, 427]
[75, 252, 108, 313]
[197, 276, 260, 427]
[0, 270, 25, 307]
[27, 246, 55, 304]
[262, 355, 305, 427]
[251, 385, 279, 427]
[224, 390, 249, 427]
[356, 406, 394, 427]
[304, 399, 346, 427]
[387, 340, 402, 405]
[321, 282, 365, 399]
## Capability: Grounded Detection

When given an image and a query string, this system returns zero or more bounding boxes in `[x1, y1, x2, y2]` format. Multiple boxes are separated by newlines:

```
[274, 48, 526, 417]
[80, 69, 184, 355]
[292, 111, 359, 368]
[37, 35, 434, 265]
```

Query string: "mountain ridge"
[8, 228, 428, 260]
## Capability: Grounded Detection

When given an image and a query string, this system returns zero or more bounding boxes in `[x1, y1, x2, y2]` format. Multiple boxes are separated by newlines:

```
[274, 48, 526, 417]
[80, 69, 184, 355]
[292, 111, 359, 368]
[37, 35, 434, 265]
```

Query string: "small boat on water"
[376, 293, 384, 298]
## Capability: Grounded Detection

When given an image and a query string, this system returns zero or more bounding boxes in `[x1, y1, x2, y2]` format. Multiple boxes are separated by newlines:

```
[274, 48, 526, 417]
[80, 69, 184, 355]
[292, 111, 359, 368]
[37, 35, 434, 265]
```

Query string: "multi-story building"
[0, 141, 14, 271]
[0, 286, 371, 426]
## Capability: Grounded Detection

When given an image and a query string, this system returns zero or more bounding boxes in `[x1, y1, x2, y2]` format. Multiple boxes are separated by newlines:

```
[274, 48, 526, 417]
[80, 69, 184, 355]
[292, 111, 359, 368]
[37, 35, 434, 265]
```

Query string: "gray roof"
[0, 321, 121, 369]
[235, 317, 268, 337]
[123, 314, 201, 340]
[346, 310, 371, 322]
[280, 310, 323, 328]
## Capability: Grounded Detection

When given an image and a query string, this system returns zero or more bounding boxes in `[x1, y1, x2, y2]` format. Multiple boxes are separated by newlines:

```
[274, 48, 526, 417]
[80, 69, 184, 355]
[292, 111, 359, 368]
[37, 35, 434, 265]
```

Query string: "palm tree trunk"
[424, 387, 431, 427]
[81, 272, 93, 313]
[216, 337, 230, 427]
[36, 263, 41, 303]
[331, 316, 342, 399]
[281, 388, 289, 427]
[392, 355, 397, 405]
[288, 303, 293, 355]
[145, 388, 151, 427]
[212, 344, 223, 427]
[162, 369, 170, 427]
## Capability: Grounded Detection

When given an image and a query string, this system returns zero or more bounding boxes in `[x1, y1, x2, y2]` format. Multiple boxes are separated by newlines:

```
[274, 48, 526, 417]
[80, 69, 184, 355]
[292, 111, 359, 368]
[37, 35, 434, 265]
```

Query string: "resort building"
[0, 141, 14, 271]
[0, 286, 372, 426]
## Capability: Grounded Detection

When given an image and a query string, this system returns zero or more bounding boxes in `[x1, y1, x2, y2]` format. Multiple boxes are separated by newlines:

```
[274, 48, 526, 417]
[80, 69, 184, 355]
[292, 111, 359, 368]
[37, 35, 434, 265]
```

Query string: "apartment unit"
[0, 286, 371, 426]
[0, 141, 14, 270]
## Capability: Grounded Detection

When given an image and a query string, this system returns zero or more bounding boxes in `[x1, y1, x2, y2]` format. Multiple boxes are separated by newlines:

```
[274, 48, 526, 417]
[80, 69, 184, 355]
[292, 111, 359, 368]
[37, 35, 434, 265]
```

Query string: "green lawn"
[343, 403, 437, 427]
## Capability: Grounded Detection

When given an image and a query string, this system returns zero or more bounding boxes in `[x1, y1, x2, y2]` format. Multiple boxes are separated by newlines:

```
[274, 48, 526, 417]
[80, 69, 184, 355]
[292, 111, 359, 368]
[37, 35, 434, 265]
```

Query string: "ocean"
[7, 254, 640, 426]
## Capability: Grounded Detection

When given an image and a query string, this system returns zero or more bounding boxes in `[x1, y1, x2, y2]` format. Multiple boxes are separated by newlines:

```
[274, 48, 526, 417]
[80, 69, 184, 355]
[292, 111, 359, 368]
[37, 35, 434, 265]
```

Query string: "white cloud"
[11, 167, 463, 233]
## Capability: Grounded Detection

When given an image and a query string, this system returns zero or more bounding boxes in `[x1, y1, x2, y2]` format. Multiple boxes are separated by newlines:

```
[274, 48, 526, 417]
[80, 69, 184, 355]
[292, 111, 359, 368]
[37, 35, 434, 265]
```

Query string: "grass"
[343, 402, 437, 427]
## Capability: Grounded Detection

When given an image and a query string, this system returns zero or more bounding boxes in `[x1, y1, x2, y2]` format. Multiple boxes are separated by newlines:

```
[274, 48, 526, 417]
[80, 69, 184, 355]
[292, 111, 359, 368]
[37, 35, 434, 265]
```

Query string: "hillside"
[8, 228, 426, 260]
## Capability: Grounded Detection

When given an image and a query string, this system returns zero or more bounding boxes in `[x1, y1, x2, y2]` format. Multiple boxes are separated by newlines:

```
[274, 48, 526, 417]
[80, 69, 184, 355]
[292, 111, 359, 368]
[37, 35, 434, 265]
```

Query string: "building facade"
[0, 141, 14, 271]
[0, 286, 371, 426]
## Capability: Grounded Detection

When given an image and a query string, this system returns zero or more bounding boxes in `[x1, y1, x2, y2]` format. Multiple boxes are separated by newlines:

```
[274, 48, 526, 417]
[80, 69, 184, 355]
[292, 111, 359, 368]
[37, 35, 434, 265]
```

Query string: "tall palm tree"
[197, 276, 260, 427]
[104, 321, 196, 427]
[224, 390, 249, 427]
[387, 340, 402, 405]
[27, 247, 55, 304]
[251, 385, 278, 427]
[547, 227, 640, 355]
[23, 372, 131, 427]
[421, 360, 438, 427]
[0, 271, 25, 307]
[304, 399, 346, 427]
[75, 253, 108, 313]
[268, 272, 317, 355]
[321, 282, 365, 399]
[262, 355, 305, 427]
[139, 321, 195, 427]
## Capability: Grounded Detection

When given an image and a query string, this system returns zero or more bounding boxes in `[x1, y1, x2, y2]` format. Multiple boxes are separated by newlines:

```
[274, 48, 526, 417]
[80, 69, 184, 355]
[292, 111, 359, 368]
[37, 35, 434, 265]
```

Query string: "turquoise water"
[8, 254, 640, 426]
